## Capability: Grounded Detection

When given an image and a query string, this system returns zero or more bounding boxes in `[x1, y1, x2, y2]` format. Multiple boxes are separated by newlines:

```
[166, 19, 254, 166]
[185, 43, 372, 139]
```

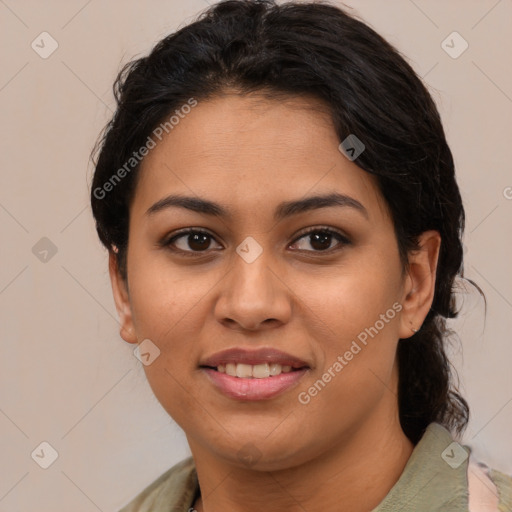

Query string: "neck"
[189, 407, 414, 512]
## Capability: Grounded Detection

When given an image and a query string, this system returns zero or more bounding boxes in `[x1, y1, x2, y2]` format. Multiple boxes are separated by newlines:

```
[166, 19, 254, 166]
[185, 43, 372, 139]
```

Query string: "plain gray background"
[1, 1, 511, 510]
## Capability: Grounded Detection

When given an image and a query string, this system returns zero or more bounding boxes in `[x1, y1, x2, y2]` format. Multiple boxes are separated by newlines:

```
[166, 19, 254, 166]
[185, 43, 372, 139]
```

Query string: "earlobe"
[108, 250, 138, 344]
[398, 230, 441, 339]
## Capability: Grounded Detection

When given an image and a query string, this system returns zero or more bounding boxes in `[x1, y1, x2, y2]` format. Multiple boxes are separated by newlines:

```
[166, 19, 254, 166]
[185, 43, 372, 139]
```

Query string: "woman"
[90, 1, 512, 510]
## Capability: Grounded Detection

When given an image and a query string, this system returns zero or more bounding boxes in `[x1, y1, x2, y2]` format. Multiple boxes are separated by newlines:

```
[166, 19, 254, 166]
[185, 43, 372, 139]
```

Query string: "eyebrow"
[146, 192, 368, 221]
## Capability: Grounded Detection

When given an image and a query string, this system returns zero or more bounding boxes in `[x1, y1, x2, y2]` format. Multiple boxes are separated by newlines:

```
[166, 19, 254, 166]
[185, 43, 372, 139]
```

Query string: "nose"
[214, 244, 293, 333]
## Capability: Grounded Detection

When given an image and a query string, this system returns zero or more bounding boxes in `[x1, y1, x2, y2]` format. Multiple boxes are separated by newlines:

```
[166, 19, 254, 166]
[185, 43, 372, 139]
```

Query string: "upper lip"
[200, 348, 309, 369]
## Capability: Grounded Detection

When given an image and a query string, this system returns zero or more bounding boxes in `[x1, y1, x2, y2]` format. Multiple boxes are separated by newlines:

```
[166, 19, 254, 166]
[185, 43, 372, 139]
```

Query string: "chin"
[202, 431, 316, 473]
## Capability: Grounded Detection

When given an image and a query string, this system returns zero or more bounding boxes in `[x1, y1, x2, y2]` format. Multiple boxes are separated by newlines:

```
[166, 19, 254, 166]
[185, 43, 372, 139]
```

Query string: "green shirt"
[119, 422, 512, 511]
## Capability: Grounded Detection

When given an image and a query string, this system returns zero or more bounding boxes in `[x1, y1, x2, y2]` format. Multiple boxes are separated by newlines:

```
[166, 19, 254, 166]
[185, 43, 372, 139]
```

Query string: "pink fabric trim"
[468, 456, 500, 512]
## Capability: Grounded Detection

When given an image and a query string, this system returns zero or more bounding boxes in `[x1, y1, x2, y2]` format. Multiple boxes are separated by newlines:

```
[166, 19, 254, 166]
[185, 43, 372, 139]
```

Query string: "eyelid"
[291, 225, 351, 245]
[161, 225, 351, 255]
[160, 227, 220, 249]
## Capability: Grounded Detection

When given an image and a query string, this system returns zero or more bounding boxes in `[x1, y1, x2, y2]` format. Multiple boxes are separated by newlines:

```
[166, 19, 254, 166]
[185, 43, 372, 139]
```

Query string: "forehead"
[132, 93, 389, 223]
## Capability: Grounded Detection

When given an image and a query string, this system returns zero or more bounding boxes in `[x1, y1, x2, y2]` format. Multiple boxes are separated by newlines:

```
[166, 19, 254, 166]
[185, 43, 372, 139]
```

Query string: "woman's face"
[111, 92, 432, 470]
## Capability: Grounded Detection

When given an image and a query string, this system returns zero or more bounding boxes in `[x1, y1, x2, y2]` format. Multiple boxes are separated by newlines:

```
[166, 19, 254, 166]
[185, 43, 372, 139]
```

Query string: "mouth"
[199, 348, 310, 400]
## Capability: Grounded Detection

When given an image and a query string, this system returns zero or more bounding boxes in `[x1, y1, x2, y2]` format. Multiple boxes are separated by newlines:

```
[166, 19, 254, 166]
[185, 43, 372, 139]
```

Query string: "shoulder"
[422, 423, 512, 512]
[372, 422, 511, 512]
[118, 456, 198, 512]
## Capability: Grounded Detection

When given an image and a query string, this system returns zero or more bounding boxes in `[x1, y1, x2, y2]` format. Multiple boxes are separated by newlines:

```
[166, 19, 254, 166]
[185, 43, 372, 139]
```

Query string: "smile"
[199, 347, 310, 400]
[201, 364, 308, 401]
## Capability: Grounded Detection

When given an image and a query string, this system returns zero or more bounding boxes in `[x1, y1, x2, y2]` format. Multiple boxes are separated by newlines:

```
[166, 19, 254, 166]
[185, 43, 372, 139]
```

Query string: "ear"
[398, 230, 441, 339]
[108, 249, 138, 344]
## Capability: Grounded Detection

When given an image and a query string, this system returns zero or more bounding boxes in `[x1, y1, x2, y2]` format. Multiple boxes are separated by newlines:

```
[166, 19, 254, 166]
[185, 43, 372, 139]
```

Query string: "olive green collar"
[372, 422, 469, 511]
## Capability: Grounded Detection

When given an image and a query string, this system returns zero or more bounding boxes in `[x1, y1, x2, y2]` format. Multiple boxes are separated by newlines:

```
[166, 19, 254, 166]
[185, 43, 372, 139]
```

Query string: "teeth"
[217, 362, 297, 378]
[226, 363, 236, 376]
[269, 363, 281, 376]
[252, 363, 270, 378]
[235, 363, 252, 378]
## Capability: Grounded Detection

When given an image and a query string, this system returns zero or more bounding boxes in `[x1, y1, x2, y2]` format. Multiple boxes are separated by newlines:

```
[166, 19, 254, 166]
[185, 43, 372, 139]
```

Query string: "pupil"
[311, 232, 331, 250]
[189, 233, 210, 251]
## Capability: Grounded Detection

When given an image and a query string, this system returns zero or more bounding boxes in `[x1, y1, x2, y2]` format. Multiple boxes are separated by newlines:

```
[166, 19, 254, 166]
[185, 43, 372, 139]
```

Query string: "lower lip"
[201, 367, 308, 401]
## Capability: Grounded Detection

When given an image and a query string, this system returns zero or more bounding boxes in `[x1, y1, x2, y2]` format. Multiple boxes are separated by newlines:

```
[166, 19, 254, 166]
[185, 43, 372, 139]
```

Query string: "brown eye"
[290, 228, 351, 252]
[164, 230, 222, 253]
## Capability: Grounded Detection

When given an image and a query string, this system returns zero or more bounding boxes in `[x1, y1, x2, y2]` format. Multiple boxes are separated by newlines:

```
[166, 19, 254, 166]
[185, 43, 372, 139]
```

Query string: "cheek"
[291, 250, 403, 408]
[125, 246, 221, 423]
[291, 281, 401, 446]
[296, 253, 402, 347]
[126, 243, 213, 339]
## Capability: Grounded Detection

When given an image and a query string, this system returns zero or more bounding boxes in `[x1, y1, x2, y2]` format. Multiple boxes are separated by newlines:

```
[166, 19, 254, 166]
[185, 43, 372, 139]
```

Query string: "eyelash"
[160, 226, 351, 257]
